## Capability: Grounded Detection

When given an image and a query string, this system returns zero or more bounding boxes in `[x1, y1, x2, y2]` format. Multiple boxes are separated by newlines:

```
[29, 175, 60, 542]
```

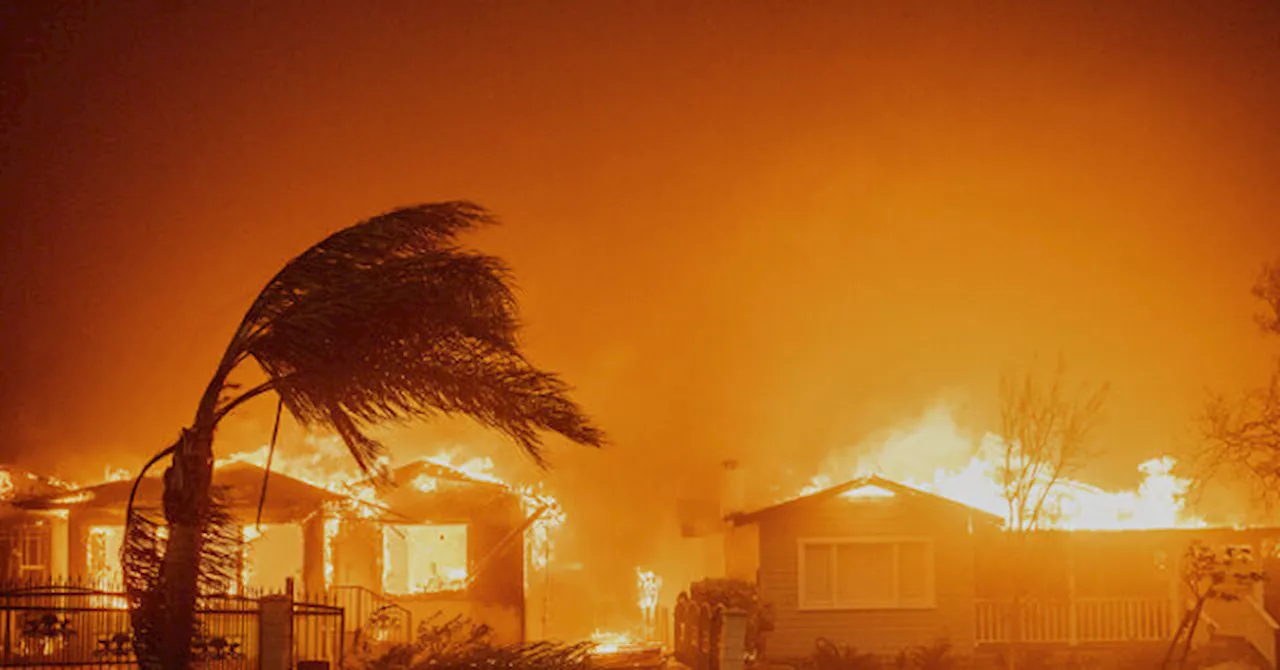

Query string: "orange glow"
[218, 438, 567, 590]
[800, 406, 1206, 530]
[636, 567, 660, 614]
[87, 525, 124, 589]
[589, 630, 637, 655]
[521, 484, 565, 572]
[383, 524, 468, 594]
[102, 466, 131, 483]
[837, 484, 897, 500]
[636, 567, 662, 642]
[322, 516, 340, 590]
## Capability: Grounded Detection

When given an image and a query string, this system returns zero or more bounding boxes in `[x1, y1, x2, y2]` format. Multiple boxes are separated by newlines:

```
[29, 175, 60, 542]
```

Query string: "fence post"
[719, 609, 747, 670]
[260, 593, 293, 670]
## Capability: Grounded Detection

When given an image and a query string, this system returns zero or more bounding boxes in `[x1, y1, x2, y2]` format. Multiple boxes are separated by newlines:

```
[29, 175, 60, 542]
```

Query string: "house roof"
[384, 459, 514, 493]
[0, 465, 73, 502]
[15, 462, 342, 523]
[726, 474, 1003, 526]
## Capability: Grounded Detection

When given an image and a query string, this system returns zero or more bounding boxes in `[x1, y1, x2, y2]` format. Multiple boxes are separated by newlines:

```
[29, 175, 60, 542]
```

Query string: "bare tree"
[996, 361, 1107, 670]
[1200, 259, 1280, 502]
[998, 361, 1108, 534]
[123, 202, 605, 669]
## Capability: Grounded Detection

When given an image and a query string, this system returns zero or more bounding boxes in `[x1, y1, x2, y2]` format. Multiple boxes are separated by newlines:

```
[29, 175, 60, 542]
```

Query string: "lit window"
[383, 524, 468, 594]
[87, 526, 124, 589]
[798, 539, 934, 609]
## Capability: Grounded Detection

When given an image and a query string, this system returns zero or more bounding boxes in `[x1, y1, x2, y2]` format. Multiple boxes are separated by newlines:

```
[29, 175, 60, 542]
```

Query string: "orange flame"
[218, 436, 566, 590]
[800, 405, 1205, 530]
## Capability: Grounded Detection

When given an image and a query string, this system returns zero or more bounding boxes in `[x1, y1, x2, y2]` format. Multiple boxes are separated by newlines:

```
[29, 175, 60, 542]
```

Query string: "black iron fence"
[292, 596, 344, 668]
[0, 583, 257, 668]
[0, 581, 344, 669]
[327, 585, 411, 646]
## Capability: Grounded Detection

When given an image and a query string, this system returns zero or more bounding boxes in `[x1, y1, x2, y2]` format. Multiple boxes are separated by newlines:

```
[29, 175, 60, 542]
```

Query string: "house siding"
[755, 494, 979, 659]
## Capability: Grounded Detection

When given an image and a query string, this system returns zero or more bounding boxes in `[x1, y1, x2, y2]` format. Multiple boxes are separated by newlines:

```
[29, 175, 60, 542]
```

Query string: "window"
[383, 524, 468, 595]
[798, 538, 934, 610]
[18, 523, 50, 581]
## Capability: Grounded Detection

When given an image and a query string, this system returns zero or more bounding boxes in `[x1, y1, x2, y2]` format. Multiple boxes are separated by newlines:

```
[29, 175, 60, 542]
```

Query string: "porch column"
[1067, 538, 1078, 646]
[1167, 551, 1182, 634]
[48, 514, 69, 582]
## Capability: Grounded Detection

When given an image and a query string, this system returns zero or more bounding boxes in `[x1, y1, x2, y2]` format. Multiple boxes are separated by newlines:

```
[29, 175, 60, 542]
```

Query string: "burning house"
[0, 466, 74, 583]
[12, 461, 340, 594]
[331, 458, 530, 644]
[4, 451, 544, 645]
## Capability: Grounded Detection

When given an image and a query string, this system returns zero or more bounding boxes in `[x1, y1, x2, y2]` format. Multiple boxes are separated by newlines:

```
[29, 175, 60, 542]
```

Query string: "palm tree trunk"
[156, 425, 215, 669]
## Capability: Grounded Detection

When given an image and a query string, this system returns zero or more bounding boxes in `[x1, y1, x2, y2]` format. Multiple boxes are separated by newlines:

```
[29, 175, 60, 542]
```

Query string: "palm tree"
[122, 202, 604, 669]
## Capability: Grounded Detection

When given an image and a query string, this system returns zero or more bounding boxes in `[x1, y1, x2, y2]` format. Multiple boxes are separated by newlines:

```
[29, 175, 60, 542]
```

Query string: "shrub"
[352, 614, 594, 670]
[893, 641, 957, 670]
[689, 578, 775, 659]
[812, 638, 881, 670]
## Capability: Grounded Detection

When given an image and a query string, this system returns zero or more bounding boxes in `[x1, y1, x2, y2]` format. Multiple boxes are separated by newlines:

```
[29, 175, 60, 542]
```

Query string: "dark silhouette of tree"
[122, 202, 605, 669]
[1161, 542, 1264, 670]
[1201, 259, 1280, 501]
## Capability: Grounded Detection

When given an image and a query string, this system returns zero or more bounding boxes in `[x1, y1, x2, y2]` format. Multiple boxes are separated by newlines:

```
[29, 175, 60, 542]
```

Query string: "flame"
[322, 516, 341, 590]
[87, 526, 123, 589]
[240, 525, 263, 592]
[419, 451, 504, 485]
[216, 435, 378, 498]
[522, 484, 565, 572]
[800, 406, 1206, 531]
[405, 456, 567, 576]
[216, 438, 567, 591]
[103, 466, 131, 483]
[637, 568, 661, 613]
[0, 470, 13, 502]
[589, 630, 637, 655]
[636, 567, 662, 642]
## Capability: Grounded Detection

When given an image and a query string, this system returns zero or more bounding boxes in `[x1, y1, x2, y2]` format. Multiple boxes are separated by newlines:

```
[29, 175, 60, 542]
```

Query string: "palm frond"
[218, 201, 602, 472]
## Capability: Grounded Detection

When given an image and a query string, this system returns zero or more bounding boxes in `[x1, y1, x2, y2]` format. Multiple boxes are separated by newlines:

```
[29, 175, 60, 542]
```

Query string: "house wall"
[332, 488, 527, 643]
[755, 494, 981, 659]
[724, 523, 759, 582]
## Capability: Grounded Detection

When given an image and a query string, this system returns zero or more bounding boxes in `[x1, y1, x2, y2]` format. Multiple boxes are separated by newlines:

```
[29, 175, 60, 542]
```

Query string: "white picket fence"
[975, 597, 1176, 645]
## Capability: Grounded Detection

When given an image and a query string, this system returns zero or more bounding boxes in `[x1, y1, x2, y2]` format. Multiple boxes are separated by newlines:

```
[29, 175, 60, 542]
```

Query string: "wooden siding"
[756, 494, 979, 659]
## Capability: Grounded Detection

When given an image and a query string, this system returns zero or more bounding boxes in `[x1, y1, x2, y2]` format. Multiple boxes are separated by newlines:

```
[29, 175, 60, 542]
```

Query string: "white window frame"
[797, 536, 935, 611]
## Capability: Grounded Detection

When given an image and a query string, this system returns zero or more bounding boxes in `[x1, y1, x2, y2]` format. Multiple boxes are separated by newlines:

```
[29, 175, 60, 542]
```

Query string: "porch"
[974, 597, 1177, 645]
[976, 595, 1280, 669]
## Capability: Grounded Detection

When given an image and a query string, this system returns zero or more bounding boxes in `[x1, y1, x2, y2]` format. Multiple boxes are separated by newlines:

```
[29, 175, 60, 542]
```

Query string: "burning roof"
[0, 465, 73, 502]
[729, 474, 1003, 526]
[15, 461, 342, 524]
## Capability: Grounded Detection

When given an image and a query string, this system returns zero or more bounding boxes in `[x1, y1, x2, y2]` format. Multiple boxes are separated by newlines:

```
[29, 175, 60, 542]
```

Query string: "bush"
[688, 578, 775, 659]
[812, 638, 881, 670]
[352, 614, 594, 670]
[893, 641, 958, 670]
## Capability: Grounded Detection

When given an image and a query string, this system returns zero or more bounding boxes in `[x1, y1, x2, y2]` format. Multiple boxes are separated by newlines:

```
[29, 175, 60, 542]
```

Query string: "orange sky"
[4, 1, 1280, 585]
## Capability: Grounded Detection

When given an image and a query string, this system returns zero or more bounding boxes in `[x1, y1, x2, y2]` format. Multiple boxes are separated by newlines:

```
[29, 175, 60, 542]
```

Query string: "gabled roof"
[726, 474, 1002, 526]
